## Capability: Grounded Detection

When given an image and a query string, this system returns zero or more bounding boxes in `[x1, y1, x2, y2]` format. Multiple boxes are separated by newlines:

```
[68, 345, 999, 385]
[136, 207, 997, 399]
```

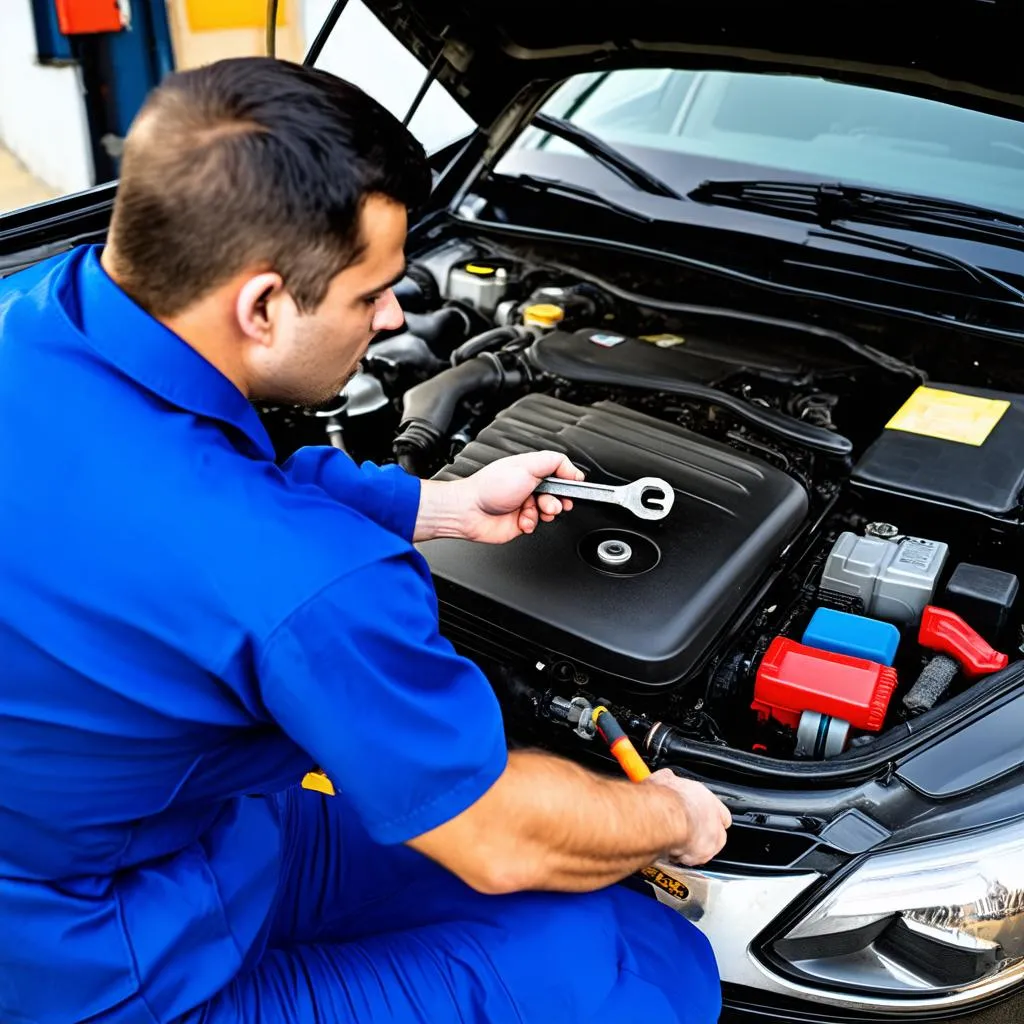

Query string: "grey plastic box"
[821, 532, 949, 626]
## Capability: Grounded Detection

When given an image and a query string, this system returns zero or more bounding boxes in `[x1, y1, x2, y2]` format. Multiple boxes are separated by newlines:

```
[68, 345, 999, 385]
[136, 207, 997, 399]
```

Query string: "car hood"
[365, 0, 1024, 124]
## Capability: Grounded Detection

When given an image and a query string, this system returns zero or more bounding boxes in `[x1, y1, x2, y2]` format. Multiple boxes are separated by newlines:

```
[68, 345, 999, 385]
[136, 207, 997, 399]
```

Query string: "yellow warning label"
[640, 865, 690, 901]
[885, 386, 1009, 446]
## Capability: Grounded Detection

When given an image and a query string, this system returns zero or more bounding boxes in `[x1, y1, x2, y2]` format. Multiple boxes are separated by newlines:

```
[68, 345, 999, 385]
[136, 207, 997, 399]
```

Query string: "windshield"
[498, 69, 1024, 216]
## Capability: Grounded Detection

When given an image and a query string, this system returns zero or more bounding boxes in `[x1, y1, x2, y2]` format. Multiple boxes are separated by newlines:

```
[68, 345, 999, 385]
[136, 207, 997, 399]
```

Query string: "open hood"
[365, 0, 1024, 125]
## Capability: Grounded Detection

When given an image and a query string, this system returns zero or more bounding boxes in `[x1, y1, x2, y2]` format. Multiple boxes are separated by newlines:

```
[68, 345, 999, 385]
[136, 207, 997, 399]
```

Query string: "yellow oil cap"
[523, 303, 565, 327]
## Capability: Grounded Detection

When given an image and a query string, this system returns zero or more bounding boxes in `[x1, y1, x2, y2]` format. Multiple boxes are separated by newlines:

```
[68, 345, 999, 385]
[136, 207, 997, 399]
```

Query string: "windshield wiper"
[806, 225, 1024, 304]
[485, 173, 655, 223]
[531, 113, 682, 200]
[689, 179, 1024, 247]
[487, 173, 654, 223]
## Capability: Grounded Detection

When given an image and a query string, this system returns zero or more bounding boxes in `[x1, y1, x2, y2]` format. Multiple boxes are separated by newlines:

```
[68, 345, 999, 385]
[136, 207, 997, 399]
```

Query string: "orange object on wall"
[54, 0, 123, 35]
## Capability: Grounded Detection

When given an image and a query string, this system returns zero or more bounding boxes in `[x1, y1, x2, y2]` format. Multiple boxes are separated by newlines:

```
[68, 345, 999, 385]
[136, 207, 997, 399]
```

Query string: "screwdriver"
[592, 705, 652, 782]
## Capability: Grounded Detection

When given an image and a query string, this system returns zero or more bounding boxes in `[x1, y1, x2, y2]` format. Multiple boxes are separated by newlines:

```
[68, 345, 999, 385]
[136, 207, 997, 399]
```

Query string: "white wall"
[0, 0, 95, 195]
[302, 0, 474, 154]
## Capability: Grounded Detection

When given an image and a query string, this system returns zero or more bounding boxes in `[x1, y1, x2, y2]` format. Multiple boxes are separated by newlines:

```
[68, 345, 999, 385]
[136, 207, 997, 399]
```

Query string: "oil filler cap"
[522, 303, 565, 328]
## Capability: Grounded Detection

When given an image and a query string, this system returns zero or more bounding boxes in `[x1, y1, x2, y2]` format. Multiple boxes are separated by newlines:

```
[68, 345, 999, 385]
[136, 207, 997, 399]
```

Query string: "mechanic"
[0, 58, 730, 1024]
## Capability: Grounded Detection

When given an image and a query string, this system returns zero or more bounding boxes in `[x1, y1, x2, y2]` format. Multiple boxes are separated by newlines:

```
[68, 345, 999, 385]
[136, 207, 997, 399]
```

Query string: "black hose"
[397, 452, 420, 475]
[402, 307, 472, 358]
[535, 255, 925, 383]
[392, 266, 440, 314]
[524, 345, 853, 457]
[450, 326, 527, 366]
[392, 353, 525, 473]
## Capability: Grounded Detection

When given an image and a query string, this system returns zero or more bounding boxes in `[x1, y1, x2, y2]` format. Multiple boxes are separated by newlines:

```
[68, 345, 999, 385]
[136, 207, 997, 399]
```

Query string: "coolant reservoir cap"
[523, 303, 565, 327]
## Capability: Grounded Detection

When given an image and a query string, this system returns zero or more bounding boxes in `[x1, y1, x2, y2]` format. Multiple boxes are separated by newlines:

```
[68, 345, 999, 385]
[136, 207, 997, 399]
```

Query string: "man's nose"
[372, 290, 404, 333]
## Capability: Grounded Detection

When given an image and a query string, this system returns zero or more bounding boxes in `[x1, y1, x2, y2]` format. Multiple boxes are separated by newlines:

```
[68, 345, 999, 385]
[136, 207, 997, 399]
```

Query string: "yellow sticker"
[640, 865, 691, 901]
[301, 770, 336, 796]
[885, 386, 1009, 446]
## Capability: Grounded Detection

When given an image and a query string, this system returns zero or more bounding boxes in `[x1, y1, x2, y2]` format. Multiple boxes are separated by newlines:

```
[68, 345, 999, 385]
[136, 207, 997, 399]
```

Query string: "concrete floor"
[0, 145, 56, 215]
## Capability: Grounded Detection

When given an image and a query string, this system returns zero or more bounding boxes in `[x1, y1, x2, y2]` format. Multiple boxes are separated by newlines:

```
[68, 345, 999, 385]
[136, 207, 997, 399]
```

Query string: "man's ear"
[236, 272, 286, 345]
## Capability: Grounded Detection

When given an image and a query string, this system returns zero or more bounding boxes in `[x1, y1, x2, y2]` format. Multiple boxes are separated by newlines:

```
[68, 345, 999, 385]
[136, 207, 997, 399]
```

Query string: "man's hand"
[413, 451, 584, 544]
[645, 769, 731, 866]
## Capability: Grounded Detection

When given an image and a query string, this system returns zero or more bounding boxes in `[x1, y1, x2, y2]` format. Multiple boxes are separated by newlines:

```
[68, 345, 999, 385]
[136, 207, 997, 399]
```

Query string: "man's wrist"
[413, 479, 471, 543]
[640, 775, 694, 858]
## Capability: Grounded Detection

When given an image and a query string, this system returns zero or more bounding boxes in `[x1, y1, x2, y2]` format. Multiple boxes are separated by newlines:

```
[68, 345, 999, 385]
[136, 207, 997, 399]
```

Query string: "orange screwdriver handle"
[592, 705, 652, 782]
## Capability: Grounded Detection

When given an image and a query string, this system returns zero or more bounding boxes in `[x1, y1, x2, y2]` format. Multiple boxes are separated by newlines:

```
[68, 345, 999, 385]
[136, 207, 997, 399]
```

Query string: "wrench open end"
[630, 478, 675, 521]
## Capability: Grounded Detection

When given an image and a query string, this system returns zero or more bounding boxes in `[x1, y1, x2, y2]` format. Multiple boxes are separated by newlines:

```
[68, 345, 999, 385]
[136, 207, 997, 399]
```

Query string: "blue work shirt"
[0, 246, 507, 1023]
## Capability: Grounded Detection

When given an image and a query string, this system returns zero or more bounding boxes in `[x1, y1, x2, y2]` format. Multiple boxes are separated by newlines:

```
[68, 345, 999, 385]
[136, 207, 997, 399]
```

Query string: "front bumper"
[721, 985, 1024, 1023]
[643, 863, 1024, 1023]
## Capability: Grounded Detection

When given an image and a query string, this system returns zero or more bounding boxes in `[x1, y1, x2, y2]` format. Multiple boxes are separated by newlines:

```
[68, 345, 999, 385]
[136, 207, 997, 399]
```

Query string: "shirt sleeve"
[281, 447, 421, 542]
[256, 553, 508, 844]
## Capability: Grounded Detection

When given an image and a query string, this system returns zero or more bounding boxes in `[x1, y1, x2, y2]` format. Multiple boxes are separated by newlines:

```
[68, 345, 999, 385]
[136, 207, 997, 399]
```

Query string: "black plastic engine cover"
[418, 395, 809, 691]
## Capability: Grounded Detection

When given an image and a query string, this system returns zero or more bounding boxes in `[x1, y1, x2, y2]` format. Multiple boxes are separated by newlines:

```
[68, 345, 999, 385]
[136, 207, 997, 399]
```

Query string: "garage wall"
[166, 0, 306, 70]
[0, 1, 95, 195]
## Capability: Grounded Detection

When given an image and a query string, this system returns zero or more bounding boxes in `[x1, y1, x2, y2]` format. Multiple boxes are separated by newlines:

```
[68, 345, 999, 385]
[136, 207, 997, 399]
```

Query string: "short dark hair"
[106, 57, 431, 317]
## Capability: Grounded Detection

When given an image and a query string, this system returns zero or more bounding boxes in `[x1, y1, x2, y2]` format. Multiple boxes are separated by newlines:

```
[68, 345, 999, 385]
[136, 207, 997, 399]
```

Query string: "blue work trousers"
[185, 786, 722, 1023]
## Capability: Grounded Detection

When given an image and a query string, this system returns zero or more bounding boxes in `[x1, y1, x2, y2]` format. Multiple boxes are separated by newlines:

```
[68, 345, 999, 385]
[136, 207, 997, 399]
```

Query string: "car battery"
[820, 531, 948, 627]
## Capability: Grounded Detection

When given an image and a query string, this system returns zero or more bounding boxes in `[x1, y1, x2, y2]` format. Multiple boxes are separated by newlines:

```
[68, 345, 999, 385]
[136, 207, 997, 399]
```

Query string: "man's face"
[252, 194, 408, 407]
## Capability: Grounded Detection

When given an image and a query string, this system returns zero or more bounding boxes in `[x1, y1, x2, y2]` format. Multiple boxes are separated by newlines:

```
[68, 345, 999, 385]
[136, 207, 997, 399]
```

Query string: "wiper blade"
[531, 113, 682, 200]
[690, 179, 1024, 246]
[807, 226, 1024, 304]
[488, 173, 655, 223]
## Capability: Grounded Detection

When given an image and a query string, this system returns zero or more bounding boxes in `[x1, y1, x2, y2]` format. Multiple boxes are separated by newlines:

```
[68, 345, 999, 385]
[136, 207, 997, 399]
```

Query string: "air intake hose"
[450, 325, 528, 366]
[401, 306, 473, 359]
[392, 352, 526, 474]
[391, 264, 440, 314]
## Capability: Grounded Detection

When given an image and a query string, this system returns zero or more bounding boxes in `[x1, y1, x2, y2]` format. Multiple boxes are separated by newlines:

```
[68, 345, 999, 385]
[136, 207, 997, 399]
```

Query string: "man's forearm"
[409, 749, 691, 894]
[412, 480, 467, 543]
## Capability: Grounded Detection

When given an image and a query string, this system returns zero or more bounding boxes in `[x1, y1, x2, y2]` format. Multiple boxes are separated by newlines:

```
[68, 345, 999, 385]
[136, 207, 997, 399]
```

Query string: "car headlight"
[769, 817, 1024, 1002]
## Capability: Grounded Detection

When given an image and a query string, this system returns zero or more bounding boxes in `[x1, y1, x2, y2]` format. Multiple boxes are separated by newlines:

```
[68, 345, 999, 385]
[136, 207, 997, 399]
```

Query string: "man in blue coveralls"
[0, 58, 731, 1023]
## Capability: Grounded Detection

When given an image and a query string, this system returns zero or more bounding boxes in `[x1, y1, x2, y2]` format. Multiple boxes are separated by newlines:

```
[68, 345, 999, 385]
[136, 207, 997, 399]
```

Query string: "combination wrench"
[534, 475, 675, 521]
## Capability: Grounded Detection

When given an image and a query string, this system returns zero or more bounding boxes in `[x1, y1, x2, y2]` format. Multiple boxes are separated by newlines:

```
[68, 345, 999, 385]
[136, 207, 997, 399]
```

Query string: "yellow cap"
[464, 263, 497, 276]
[522, 303, 565, 327]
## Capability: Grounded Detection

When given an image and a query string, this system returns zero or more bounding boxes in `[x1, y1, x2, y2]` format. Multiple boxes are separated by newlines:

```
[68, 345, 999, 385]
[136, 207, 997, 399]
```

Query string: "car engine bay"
[262, 236, 1024, 777]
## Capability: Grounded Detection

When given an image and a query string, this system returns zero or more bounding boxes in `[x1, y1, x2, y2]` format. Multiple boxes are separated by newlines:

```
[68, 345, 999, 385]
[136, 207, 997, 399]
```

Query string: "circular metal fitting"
[865, 521, 900, 540]
[596, 539, 633, 565]
[795, 711, 850, 759]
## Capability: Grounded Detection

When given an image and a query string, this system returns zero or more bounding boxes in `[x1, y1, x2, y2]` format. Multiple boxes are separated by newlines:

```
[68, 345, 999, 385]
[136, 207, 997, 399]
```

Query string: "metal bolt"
[597, 539, 633, 565]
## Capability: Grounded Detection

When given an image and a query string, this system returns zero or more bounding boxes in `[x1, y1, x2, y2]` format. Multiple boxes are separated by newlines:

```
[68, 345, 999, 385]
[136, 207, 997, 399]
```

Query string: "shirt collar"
[59, 245, 276, 461]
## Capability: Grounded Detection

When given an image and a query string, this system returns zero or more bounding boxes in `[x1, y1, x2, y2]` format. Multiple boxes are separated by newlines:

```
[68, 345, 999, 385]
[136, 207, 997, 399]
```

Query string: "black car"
[3, 2, 1024, 1020]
